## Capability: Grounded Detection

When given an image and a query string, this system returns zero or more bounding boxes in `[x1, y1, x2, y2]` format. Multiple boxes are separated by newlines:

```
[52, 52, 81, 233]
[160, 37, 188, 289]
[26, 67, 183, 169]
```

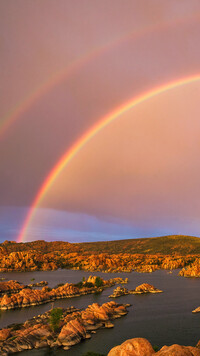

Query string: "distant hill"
[1, 235, 200, 255]
[0, 240, 81, 254]
[78, 235, 200, 255]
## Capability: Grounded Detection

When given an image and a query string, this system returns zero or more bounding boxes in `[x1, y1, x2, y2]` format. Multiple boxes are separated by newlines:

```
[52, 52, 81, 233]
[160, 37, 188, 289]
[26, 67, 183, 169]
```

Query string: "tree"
[49, 308, 63, 332]
[94, 277, 103, 288]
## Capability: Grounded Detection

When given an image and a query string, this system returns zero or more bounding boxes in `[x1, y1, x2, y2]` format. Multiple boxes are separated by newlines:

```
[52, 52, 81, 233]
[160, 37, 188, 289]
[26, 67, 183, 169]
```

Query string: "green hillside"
[1, 235, 200, 255]
[78, 235, 200, 255]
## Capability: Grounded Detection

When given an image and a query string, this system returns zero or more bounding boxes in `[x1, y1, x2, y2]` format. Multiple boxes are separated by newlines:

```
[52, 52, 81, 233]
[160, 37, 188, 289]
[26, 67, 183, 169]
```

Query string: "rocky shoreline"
[0, 240, 199, 276]
[0, 280, 25, 295]
[0, 276, 127, 310]
[0, 301, 130, 355]
[109, 283, 163, 298]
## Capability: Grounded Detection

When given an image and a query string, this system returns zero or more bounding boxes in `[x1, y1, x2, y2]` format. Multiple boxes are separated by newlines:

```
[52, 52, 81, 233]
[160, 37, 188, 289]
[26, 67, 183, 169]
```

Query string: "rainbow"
[1, 12, 198, 140]
[18, 74, 200, 242]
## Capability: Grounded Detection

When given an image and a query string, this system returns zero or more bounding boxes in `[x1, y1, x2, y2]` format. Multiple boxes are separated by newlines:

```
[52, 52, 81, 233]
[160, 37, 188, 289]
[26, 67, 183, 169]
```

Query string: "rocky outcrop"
[109, 283, 162, 298]
[192, 306, 200, 313]
[0, 277, 128, 310]
[108, 338, 200, 355]
[27, 281, 48, 288]
[179, 259, 200, 277]
[0, 280, 24, 294]
[0, 302, 129, 355]
[133, 283, 163, 294]
[156, 344, 200, 355]
[0, 329, 10, 341]
[108, 337, 155, 355]
[0, 239, 198, 274]
[109, 286, 129, 298]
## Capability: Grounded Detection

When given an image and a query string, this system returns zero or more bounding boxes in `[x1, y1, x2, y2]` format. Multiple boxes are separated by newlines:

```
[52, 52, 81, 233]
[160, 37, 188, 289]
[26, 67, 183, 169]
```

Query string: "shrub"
[75, 281, 83, 288]
[94, 277, 103, 288]
[84, 282, 94, 288]
[153, 345, 160, 352]
[49, 308, 63, 332]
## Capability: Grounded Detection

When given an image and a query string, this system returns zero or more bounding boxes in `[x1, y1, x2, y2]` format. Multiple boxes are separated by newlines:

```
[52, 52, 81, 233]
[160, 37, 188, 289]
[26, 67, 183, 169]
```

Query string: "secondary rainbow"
[18, 74, 200, 242]
[1, 13, 197, 140]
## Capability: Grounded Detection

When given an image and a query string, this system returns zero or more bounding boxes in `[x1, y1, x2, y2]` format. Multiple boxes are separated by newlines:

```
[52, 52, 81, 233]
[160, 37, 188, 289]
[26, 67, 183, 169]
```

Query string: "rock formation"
[0, 239, 198, 275]
[108, 337, 155, 355]
[0, 302, 129, 355]
[192, 306, 200, 313]
[0, 276, 127, 310]
[109, 283, 162, 298]
[133, 283, 163, 294]
[108, 337, 200, 355]
[179, 259, 200, 277]
[28, 281, 48, 287]
[0, 280, 24, 294]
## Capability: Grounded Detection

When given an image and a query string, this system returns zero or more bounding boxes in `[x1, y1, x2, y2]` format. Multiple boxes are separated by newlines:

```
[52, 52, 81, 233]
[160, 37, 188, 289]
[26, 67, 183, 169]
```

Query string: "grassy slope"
[1, 235, 200, 255]
[78, 235, 200, 255]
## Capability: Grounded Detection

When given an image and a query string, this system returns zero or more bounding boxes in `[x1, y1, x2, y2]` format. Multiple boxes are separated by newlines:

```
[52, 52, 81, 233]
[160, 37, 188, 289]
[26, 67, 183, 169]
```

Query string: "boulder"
[156, 344, 200, 355]
[0, 328, 10, 341]
[107, 337, 155, 355]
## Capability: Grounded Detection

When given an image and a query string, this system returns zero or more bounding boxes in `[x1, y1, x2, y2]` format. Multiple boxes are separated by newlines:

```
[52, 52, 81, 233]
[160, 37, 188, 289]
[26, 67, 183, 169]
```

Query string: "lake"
[0, 268, 199, 355]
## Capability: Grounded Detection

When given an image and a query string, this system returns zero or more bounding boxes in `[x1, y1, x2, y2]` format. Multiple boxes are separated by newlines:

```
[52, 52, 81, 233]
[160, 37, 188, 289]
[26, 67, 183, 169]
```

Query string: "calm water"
[0, 269, 199, 355]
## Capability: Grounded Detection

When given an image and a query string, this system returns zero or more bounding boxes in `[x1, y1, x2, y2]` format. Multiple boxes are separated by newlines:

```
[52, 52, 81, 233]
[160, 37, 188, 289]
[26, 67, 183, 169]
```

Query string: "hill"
[1, 235, 200, 255]
[78, 235, 200, 255]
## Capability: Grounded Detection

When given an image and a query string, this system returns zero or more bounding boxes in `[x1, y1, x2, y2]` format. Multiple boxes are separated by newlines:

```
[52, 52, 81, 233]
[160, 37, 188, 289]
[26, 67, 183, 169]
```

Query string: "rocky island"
[192, 306, 200, 313]
[0, 301, 130, 355]
[0, 280, 25, 295]
[109, 283, 163, 298]
[0, 276, 127, 310]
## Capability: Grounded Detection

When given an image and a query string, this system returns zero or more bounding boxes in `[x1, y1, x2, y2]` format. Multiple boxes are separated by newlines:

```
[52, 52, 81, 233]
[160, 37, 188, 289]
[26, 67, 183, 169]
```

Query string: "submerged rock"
[192, 306, 200, 313]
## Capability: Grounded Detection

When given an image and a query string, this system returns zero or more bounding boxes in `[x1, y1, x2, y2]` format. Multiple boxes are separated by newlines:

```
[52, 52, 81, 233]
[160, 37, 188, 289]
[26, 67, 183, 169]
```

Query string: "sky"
[1, 0, 200, 243]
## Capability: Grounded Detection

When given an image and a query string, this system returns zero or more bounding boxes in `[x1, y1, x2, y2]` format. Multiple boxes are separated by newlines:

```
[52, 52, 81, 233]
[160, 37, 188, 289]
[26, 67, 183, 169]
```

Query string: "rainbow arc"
[18, 74, 200, 242]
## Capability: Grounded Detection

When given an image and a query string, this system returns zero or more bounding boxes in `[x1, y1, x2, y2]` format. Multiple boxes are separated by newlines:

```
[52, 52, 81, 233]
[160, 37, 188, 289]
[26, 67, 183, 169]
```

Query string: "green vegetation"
[49, 308, 63, 332]
[153, 345, 160, 351]
[94, 276, 103, 288]
[79, 235, 200, 255]
[8, 323, 23, 331]
[75, 281, 83, 288]
[84, 282, 95, 288]
[2, 235, 200, 256]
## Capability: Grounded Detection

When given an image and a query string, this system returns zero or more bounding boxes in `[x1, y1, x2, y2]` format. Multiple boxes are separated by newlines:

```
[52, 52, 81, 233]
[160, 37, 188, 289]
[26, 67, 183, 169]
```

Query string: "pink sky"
[1, 1, 200, 241]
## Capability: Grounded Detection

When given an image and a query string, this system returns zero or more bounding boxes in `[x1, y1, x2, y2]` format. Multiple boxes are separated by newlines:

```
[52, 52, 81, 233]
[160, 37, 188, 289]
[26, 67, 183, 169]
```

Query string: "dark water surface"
[0, 269, 199, 355]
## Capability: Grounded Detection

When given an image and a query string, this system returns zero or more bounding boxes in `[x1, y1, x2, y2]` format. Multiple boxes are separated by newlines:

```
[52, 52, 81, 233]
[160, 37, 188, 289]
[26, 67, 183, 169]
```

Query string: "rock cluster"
[0, 301, 129, 355]
[28, 281, 48, 287]
[108, 337, 200, 355]
[0, 280, 24, 294]
[0, 276, 127, 310]
[109, 283, 163, 298]
[133, 283, 163, 294]
[109, 286, 129, 298]
[179, 259, 200, 277]
[0, 240, 198, 275]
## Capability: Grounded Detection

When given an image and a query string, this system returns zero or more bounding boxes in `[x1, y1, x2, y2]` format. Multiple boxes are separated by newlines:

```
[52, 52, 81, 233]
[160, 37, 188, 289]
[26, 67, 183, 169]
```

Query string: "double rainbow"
[17, 74, 200, 242]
